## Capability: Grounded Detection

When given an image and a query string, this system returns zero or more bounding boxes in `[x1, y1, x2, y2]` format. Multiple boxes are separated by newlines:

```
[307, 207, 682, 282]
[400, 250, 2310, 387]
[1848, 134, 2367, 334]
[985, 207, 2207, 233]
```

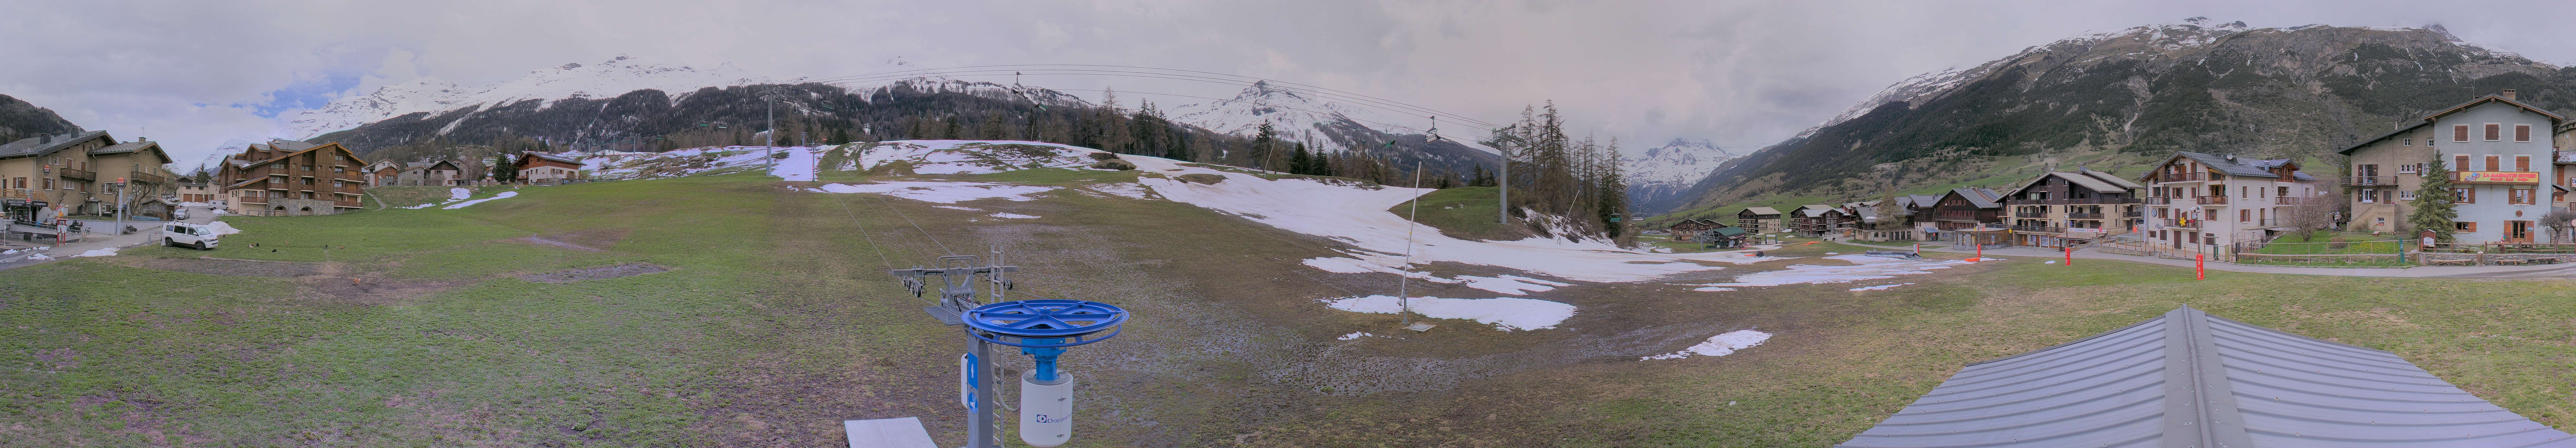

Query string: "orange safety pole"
[2064, 245, 2073, 265]
[2195, 253, 2205, 280]
[1974, 241, 1982, 262]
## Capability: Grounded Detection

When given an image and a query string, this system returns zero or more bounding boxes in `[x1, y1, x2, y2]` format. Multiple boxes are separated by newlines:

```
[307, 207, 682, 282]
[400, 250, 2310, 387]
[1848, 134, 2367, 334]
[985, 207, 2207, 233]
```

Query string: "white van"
[161, 223, 219, 250]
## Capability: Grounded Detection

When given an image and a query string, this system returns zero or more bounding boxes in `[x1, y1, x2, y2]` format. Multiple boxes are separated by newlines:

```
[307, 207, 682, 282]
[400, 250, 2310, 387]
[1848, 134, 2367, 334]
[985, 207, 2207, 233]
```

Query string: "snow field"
[1642, 330, 1774, 360]
[1694, 255, 1973, 288]
[1318, 295, 1577, 331]
[806, 182, 1057, 203]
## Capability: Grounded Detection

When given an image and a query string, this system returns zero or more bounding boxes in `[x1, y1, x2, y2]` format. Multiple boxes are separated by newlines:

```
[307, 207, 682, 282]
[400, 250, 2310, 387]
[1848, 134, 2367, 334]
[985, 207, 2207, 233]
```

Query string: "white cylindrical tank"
[1019, 370, 1074, 447]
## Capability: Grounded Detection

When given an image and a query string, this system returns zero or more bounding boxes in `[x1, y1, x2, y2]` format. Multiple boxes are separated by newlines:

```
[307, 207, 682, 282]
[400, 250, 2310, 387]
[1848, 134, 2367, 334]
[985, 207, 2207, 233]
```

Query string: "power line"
[808, 66, 1505, 130]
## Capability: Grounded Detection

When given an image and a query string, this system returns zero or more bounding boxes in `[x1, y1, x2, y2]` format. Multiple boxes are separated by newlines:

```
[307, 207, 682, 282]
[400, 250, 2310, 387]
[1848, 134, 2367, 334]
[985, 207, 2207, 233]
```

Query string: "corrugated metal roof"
[1841, 306, 2576, 447]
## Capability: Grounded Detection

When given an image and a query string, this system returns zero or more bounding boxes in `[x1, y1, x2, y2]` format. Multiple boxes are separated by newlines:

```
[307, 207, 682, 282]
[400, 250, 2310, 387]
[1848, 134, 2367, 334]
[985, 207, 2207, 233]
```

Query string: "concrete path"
[0, 204, 221, 271]
[1835, 240, 2571, 278]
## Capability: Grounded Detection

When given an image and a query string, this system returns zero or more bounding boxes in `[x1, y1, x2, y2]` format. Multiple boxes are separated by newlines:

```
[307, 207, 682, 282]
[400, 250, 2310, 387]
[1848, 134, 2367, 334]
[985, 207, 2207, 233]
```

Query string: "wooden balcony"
[2014, 212, 2046, 218]
[58, 167, 94, 180]
[2067, 212, 2105, 220]
[2345, 176, 2398, 186]
[2142, 197, 2171, 205]
[2159, 172, 2206, 183]
[2196, 196, 2229, 205]
[2012, 225, 2065, 234]
[128, 171, 167, 184]
[2162, 219, 2201, 229]
[2275, 197, 2324, 205]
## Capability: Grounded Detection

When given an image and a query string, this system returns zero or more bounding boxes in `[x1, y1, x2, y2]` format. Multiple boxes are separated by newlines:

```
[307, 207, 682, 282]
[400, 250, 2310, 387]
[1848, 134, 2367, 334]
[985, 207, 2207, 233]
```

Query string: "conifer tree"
[1250, 121, 1278, 170]
[2408, 154, 2459, 241]
[1288, 143, 1314, 175]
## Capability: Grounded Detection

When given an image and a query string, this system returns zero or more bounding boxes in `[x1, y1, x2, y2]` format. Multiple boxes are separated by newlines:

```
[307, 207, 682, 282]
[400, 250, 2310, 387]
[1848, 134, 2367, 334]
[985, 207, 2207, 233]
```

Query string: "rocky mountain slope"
[284, 55, 778, 140]
[1685, 17, 2576, 209]
[0, 94, 81, 145]
[1620, 139, 1740, 212]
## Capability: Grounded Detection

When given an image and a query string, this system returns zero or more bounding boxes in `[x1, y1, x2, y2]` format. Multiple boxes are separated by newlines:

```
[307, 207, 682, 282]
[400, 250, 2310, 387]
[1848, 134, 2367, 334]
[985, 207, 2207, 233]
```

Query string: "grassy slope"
[11, 165, 2576, 446]
[1387, 186, 1533, 241]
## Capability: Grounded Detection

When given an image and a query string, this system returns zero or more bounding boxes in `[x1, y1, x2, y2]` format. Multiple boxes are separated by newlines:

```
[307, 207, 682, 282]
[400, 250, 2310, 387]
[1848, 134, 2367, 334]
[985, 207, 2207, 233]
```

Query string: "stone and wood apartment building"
[2136, 151, 2324, 260]
[2340, 90, 2571, 244]
[216, 139, 369, 216]
[1925, 187, 2006, 245]
[1734, 206, 1782, 234]
[514, 151, 587, 184]
[0, 130, 180, 223]
[1999, 170, 2144, 248]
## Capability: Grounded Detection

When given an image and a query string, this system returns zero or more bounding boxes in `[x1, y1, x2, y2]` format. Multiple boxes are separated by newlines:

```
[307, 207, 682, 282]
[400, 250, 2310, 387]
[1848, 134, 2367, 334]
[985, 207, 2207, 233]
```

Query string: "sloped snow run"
[442, 191, 519, 209]
[808, 182, 1057, 203]
[1695, 255, 1973, 288]
[1121, 153, 1779, 282]
[772, 146, 818, 181]
[1319, 295, 1577, 331]
[1642, 330, 1773, 360]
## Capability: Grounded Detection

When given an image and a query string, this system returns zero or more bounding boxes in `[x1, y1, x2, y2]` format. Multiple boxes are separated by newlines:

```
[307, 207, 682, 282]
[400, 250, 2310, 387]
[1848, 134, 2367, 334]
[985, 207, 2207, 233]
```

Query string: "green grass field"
[9, 165, 2576, 447]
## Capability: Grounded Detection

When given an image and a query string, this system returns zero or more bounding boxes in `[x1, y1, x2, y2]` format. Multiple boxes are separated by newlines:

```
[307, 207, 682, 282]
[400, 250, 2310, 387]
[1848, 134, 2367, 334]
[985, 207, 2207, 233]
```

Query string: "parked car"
[161, 223, 218, 250]
[173, 209, 188, 220]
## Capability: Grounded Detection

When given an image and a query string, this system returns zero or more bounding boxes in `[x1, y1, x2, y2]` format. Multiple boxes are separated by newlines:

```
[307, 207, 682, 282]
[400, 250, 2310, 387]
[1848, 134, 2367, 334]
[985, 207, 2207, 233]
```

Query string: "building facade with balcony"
[0, 130, 179, 223]
[1925, 188, 2006, 245]
[2340, 90, 2563, 244]
[1734, 207, 1782, 234]
[1998, 170, 2144, 248]
[2138, 151, 2324, 260]
[215, 139, 369, 216]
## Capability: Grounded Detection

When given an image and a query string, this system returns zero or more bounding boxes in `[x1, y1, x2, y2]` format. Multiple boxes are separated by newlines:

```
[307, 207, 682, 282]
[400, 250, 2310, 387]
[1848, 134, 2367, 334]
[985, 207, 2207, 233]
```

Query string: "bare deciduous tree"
[2283, 187, 2346, 240]
[2541, 208, 2576, 244]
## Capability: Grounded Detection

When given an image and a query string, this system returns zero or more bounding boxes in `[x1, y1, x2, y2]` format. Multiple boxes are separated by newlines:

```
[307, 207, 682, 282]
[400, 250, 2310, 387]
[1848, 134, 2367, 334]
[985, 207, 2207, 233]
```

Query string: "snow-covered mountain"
[1163, 81, 1502, 177]
[1621, 139, 1741, 212]
[280, 55, 780, 139]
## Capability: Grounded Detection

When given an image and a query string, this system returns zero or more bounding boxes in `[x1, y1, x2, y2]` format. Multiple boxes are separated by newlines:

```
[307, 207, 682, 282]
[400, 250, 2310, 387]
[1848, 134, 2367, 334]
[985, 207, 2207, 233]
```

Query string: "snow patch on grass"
[1849, 283, 1915, 291]
[448, 188, 472, 200]
[1319, 295, 1576, 331]
[1087, 182, 1152, 199]
[1337, 332, 1372, 340]
[1692, 286, 1737, 292]
[442, 191, 519, 209]
[1642, 330, 1772, 360]
[71, 247, 118, 258]
[1699, 254, 1971, 288]
[807, 181, 1058, 203]
[1454, 274, 1574, 295]
[202, 221, 242, 236]
[991, 213, 1039, 219]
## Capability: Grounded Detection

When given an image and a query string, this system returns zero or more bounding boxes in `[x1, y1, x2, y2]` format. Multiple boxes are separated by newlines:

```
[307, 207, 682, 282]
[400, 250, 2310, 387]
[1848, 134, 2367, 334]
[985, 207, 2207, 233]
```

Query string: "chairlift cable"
[807, 64, 1504, 129]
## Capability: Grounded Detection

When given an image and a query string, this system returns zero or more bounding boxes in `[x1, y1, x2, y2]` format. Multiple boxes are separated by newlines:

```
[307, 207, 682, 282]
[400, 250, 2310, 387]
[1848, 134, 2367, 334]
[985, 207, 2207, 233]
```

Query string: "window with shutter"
[2488, 156, 2501, 172]
[2516, 124, 2532, 142]
[2457, 125, 2471, 142]
[2518, 156, 2531, 172]
[2457, 155, 2471, 171]
[2487, 124, 2502, 141]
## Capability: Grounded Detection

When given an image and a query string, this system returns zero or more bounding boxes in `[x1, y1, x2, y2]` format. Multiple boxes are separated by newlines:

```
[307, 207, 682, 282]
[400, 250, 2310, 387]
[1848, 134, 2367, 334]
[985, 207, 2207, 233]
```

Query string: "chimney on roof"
[2502, 89, 2518, 100]
[2223, 154, 2236, 162]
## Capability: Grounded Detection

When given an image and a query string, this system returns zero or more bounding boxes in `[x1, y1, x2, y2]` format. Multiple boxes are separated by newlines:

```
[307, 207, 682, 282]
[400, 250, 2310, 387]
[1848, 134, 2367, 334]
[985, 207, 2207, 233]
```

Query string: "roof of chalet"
[1854, 206, 1879, 218]
[1838, 306, 2575, 448]
[1742, 206, 1782, 215]
[2009, 171, 2133, 196]
[90, 140, 174, 164]
[0, 130, 110, 159]
[1712, 227, 1747, 237]
[1895, 194, 1943, 209]
[522, 151, 586, 166]
[2339, 93, 2563, 155]
[1800, 208, 1831, 218]
[2171, 151, 2318, 181]
[1946, 188, 2004, 209]
[2081, 169, 2145, 190]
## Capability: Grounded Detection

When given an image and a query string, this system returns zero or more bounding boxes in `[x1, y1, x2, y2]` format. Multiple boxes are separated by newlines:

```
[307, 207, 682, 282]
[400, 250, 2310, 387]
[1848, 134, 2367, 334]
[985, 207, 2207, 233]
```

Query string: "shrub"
[1090, 159, 1137, 170]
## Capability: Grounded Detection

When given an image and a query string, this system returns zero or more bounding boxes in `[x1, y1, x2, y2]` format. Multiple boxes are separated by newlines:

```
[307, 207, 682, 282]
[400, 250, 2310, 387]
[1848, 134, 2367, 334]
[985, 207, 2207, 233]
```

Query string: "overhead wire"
[804, 63, 1506, 130]
[807, 66, 1504, 130]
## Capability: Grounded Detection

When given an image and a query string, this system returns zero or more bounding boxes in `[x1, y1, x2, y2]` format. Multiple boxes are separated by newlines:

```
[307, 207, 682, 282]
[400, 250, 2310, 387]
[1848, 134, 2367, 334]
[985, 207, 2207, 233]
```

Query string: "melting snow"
[201, 221, 242, 236]
[1454, 275, 1574, 295]
[442, 191, 519, 209]
[934, 206, 980, 211]
[402, 203, 435, 209]
[808, 182, 1057, 203]
[1697, 255, 1972, 288]
[1692, 287, 1737, 292]
[991, 213, 1039, 219]
[71, 247, 119, 258]
[1122, 154, 1778, 282]
[1643, 330, 1773, 360]
[772, 146, 818, 181]
[1087, 182, 1152, 199]
[448, 188, 472, 200]
[844, 140, 1094, 175]
[26, 253, 52, 261]
[1319, 295, 1576, 331]
[1849, 283, 1915, 291]
[1337, 332, 1372, 340]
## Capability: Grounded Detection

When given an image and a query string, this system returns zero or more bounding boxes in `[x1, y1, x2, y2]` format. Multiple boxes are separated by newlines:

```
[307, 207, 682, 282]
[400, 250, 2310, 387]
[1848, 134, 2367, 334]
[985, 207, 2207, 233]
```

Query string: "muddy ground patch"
[515, 263, 668, 283]
[115, 256, 322, 278]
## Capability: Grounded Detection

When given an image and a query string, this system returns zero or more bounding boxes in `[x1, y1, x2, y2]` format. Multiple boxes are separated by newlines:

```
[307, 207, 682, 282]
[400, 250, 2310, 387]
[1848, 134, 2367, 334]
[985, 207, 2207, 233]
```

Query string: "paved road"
[1836, 240, 2571, 278]
[0, 204, 221, 271]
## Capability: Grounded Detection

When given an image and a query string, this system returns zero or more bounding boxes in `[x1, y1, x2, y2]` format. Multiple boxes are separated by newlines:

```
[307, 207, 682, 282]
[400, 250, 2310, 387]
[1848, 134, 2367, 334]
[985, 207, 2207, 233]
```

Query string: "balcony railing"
[2162, 219, 2202, 229]
[2558, 150, 2576, 163]
[2013, 225, 2065, 234]
[2196, 196, 2229, 205]
[127, 171, 167, 184]
[2005, 197, 2143, 206]
[2123, 210, 2143, 217]
[58, 168, 94, 180]
[2275, 197, 2324, 206]
[2160, 172, 2206, 183]
[2142, 197, 2171, 205]
[2252, 218, 2285, 228]
[2014, 212, 2046, 218]
[2067, 212, 2105, 220]
[2346, 176, 2399, 186]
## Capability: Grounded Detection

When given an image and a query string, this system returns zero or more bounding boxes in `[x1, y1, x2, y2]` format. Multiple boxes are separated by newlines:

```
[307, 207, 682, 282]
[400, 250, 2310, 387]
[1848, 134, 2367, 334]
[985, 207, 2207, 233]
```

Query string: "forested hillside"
[0, 94, 81, 145]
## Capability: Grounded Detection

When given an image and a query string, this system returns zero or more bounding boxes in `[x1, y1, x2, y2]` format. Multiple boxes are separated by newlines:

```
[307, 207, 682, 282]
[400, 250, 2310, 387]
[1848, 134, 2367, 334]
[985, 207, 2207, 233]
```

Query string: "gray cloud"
[11, 0, 2576, 166]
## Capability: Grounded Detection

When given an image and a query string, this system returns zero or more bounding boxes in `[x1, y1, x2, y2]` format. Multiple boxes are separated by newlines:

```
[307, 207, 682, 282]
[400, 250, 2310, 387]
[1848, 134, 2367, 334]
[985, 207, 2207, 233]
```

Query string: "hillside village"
[22, 12, 2576, 448]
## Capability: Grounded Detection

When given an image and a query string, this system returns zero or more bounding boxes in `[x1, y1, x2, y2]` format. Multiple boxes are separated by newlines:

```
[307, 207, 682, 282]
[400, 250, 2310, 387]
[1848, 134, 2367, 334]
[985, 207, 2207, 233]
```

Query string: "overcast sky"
[11, 0, 2576, 165]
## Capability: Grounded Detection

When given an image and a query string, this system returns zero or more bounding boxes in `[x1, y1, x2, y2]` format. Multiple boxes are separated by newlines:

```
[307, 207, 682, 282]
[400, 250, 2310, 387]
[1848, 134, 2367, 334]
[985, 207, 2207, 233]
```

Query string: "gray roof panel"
[1841, 306, 2576, 447]
[0, 130, 108, 159]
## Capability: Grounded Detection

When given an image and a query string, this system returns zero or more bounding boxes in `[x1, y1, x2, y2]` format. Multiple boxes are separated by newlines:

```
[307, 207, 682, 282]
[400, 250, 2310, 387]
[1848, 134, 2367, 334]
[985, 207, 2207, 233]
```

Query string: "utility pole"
[766, 97, 777, 171]
[1496, 139, 1513, 224]
[111, 177, 125, 236]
